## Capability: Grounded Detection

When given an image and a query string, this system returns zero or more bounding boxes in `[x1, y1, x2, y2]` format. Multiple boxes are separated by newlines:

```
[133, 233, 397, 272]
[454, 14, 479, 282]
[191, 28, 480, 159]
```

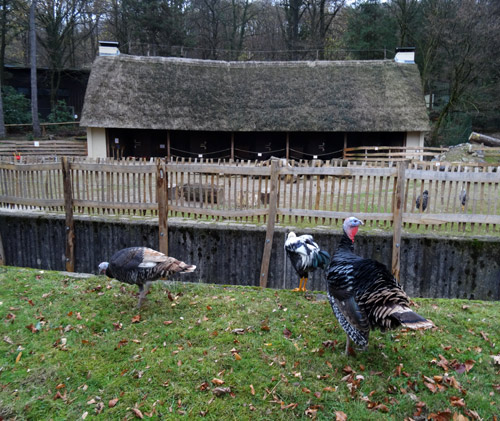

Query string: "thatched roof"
[81, 55, 429, 132]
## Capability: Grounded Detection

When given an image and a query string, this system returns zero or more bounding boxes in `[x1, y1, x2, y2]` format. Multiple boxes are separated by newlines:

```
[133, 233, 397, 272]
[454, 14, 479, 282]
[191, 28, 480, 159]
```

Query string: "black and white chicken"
[326, 217, 433, 355]
[99, 247, 196, 308]
[416, 190, 429, 211]
[285, 232, 330, 292]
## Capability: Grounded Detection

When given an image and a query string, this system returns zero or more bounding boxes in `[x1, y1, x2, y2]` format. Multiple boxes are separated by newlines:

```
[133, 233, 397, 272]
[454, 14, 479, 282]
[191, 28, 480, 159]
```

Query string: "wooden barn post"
[61, 157, 75, 272]
[230, 133, 235, 161]
[260, 158, 279, 288]
[391, 160, 407, 282]
[157, 159, 169, 255]
[0, 231, 5, 266]
[285, 133, 289, 160]
[167, 131, 171, 161]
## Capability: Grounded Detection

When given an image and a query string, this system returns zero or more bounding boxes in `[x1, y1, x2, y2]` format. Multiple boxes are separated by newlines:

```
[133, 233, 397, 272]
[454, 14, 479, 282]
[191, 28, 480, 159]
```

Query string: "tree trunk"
[469, 132, 500, 147]
[30, 0, 41, 138]
[0, 78, 5, 138]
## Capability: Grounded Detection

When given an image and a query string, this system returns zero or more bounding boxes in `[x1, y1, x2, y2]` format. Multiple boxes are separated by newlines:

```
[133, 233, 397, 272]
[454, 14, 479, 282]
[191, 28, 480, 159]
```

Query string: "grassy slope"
[0, 267, 499, 420]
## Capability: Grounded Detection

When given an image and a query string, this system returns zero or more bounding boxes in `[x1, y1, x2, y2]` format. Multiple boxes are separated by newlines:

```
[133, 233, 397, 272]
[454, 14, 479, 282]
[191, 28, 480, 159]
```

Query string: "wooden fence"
[1, 157, 500, 285]
[343, 145, 448, 161]
[0, 139, 87, 157]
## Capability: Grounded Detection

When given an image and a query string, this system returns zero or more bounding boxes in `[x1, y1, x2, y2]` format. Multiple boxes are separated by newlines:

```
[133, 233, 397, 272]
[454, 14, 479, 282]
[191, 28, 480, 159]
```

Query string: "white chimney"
[99, 41, 120, 57]
[394, 47, 415, 64]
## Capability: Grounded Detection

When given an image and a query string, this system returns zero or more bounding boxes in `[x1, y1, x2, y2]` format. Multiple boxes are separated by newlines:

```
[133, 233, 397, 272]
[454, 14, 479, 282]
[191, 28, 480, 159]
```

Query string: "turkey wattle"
[326, 216, 433, 355]
[98, 247, 196, 308]
[285, 232, 330, 292]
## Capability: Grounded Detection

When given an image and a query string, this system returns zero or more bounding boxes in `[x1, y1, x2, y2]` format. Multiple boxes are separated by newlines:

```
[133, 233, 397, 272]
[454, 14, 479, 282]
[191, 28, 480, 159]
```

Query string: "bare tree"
[423, 0, 500, 141]
[304, 0, 345, 59]
[389, 0, 420, 47]
[30, 0, 41, 137]
[36, 0, 88, 107]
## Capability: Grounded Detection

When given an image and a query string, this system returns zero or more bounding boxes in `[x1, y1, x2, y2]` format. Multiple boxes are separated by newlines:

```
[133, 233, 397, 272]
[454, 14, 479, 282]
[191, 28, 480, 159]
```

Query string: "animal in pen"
[326, 216, 434, 355]
[176, 183, 225, 204]
[99, 247, 196, 308]
[416, 190, 429, 211]
[459, 189, 468, 211]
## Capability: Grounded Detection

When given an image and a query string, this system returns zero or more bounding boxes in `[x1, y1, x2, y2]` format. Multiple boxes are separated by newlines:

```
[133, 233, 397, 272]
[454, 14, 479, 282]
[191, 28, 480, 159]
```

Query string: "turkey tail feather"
[161, 259, 196, 275]
[391, 307, 434, 330]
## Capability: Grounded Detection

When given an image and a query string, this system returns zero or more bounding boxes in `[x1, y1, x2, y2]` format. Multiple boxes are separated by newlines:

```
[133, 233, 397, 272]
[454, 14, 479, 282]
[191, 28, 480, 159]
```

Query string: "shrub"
[46, 100, 74, 123]
[1, 85, 31, 124]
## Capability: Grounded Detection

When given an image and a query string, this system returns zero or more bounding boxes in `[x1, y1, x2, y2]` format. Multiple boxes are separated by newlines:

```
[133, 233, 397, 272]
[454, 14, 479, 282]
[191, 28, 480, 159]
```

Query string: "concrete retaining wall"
[1, 211, 499, 300]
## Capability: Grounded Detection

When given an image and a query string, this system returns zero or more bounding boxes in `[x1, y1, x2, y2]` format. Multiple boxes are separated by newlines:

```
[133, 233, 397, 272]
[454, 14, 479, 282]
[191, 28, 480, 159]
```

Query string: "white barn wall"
[87, 127, 107, 158]
[406, 131, 425, 148]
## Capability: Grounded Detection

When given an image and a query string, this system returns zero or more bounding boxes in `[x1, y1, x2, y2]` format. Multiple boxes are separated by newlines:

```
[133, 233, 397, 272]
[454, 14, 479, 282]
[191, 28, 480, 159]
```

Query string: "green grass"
[0, 267, 499, 420]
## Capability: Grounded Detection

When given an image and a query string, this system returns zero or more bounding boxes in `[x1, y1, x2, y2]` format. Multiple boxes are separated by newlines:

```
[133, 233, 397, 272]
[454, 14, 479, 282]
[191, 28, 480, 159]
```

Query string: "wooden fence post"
[391, 160, 407, 282]
[61, 157, 75, 272]
[157, 159, 169, 255]
[259, 158, 279, 288]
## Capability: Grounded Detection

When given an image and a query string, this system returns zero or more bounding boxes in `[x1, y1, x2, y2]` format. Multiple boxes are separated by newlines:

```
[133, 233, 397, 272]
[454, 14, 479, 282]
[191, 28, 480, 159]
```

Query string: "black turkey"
[285, 232, 330, 291]
[459, 188, 467, 211]
[416, 190, 429, 211]
[326, 217, 433, 355]
[99, 247, 196, 308]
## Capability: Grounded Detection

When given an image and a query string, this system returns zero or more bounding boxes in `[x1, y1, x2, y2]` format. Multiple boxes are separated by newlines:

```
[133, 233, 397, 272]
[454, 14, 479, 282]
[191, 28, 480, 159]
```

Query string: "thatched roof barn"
[81, 55, 429, 159]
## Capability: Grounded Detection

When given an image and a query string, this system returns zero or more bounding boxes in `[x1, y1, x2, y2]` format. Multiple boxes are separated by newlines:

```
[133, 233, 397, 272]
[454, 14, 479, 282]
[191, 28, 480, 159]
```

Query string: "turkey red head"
[343, 216, 364, 243]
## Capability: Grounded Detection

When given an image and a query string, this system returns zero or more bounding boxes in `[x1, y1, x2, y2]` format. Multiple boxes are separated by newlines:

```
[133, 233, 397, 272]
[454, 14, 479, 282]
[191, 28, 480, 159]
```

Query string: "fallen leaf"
[323, 386, 336, 392]
[450, 396, 465, 407]
[371, 403, 389, 413]
[82, 411, 88, 419]
[131, 407, 144, 419]
[25, 323, 38, 333]
[491, 355, 500, 365]
[163, 320, 173, 325]
[234, 353, 242, 361]
[283, 328, 292, 339]
[250, 384, 255, 395]
[15, 352, 22, 363]
[212, 378, 225, 385]
[53, 391, 66, 400]
[3, 335, 14, 344]
[424, 382, 438, 393]
[232, 328, 245, 334]
[213, 387, 231, 396]
[428, 409, 452, 421]
[131, 315, 141, 323]
[95, 402, 104, 414]
[335, 411, 347, 421]
[56, 383, 65, 390]
[109, 398, 119, 407]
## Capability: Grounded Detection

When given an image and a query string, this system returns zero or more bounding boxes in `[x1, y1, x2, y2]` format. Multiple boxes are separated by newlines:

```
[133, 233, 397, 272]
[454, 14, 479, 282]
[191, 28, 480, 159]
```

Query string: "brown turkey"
[326, 216, 434, 355]
[99, 247, 196, 308]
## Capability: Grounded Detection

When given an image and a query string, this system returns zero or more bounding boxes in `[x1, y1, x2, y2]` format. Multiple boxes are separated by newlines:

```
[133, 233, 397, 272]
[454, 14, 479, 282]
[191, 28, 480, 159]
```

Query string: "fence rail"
[343, 146, 448, 162]
[1, 157, 499, 283]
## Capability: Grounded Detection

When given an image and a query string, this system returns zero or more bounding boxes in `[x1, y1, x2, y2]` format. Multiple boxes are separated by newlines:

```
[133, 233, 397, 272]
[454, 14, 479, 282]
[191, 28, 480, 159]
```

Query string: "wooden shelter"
[80, 55, 429, 159]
